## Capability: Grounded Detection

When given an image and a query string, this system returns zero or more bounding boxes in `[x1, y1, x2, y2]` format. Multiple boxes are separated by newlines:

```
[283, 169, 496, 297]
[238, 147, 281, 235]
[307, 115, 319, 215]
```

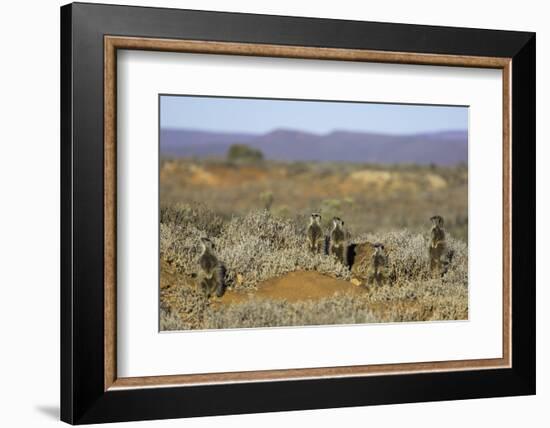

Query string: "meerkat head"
[430, 215, 444, 228]
[200, 237, 214, 252]
[332, 217, 344, 230]
[373, 242, 385, 254]
[310, 213, 322, 224]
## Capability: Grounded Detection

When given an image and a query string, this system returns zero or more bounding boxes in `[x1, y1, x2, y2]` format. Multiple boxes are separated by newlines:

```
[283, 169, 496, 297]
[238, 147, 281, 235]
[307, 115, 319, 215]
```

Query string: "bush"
[352, 229, 468, 286]
[160, 293, 378, 331]
[159, 203, 469, 330]
[204, 294, 377, 329]
[159, 277, 468, 330]
[160, 202, 225, 236]
[160, 207, 351, 290]
[227, 144, 264, 163]
[259, 191, 274, 210]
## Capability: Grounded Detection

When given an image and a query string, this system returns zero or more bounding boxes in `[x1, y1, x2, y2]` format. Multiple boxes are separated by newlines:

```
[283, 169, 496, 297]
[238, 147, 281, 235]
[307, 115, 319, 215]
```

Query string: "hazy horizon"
[160, 126, 467, 138]
[160, 95, 468, 136]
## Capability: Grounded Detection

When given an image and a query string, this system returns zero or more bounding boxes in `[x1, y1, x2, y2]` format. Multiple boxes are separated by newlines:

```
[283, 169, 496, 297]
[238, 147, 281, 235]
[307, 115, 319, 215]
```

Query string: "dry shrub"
[159, 202, 469, 330]
[352, 229, 468, 286]
[159, 308, 186, 331]
[161, 207, 351, 290]
[204, 294, 378, 329]
[160, 278, 210, 331]
[160, 222, 203, 274]
[160, 202, 225, 236]
[159, 293, 377, 330]
[361, 278, 468, 322]
[159, 277, 467, 330]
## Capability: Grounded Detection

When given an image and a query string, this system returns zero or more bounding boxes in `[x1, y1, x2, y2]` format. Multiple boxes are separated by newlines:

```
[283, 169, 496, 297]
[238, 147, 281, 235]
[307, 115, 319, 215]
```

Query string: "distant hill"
[160, 128, 468, 165]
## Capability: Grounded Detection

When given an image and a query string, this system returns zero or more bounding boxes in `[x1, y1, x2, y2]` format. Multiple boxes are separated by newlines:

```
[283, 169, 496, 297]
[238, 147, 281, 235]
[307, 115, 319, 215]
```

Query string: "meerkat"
[306, 213, 325, 254]
[429, 215, 447, 276]
[329, 217, 347, 266]
[368, 243, 388, 287]
[197, 237, 226, 298]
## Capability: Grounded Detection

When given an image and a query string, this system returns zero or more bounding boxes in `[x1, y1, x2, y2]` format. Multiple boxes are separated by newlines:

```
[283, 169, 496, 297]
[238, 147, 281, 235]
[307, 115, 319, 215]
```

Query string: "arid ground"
[159, 159, 468, 330]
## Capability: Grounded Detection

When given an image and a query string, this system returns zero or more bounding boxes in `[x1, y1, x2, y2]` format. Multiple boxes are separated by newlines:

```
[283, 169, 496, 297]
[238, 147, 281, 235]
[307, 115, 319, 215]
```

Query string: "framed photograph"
[61, 2, 535, 424]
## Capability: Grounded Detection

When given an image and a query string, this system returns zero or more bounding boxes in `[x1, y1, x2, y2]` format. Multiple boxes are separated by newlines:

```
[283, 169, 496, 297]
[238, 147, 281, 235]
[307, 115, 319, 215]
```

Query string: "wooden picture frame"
[61, 2, 535, 424]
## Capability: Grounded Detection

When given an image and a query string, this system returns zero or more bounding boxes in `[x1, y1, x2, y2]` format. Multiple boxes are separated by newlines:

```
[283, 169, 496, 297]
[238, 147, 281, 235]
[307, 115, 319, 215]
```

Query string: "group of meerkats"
[196, 214, 449, 299]
[306, 213, 449, 286]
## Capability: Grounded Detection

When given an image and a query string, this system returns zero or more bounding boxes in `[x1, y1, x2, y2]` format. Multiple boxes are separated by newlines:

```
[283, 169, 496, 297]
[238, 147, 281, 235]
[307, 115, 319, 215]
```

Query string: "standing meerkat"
[197, 237, 226, 298]
[329, 217, 347, 266]
[429, 215, 447, 275]
[368, 243, 388, 287]
[306, 213, 325, 254]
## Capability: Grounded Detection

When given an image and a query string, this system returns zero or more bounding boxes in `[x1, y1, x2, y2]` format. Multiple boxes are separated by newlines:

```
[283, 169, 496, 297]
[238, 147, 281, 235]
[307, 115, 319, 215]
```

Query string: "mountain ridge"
[161, 128, 468, 165]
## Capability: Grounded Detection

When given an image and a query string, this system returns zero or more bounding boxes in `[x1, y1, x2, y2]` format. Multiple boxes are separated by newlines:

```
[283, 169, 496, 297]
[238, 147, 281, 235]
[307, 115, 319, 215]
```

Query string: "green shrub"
[259, 190, 274, 210]
[227, 144, 264, 163]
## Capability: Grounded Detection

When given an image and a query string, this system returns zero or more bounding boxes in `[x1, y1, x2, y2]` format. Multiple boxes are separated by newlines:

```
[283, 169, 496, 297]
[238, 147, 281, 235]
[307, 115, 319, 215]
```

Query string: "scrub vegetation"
[159, 158, 468, 331]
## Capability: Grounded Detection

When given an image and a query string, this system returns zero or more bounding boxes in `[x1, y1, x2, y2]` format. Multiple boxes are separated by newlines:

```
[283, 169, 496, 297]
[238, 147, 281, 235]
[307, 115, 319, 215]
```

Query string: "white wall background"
[0, 0, 545, 426]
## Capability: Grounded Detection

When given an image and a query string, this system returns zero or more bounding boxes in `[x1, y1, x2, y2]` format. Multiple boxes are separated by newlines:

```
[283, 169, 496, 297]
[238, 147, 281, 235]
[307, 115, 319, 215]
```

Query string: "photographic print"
[62, 8, 535, 422]
[159, 95, 469, 331]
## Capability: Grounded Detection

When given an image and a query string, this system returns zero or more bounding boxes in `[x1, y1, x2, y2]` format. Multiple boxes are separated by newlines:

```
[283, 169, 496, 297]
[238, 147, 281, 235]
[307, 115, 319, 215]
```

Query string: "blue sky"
[160, 95, 468, 135]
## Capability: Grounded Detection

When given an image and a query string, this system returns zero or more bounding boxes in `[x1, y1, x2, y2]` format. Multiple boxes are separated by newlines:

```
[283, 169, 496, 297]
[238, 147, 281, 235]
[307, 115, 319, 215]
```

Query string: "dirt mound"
[349, 169, 393, 186]
[219, 271, 360, 305]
